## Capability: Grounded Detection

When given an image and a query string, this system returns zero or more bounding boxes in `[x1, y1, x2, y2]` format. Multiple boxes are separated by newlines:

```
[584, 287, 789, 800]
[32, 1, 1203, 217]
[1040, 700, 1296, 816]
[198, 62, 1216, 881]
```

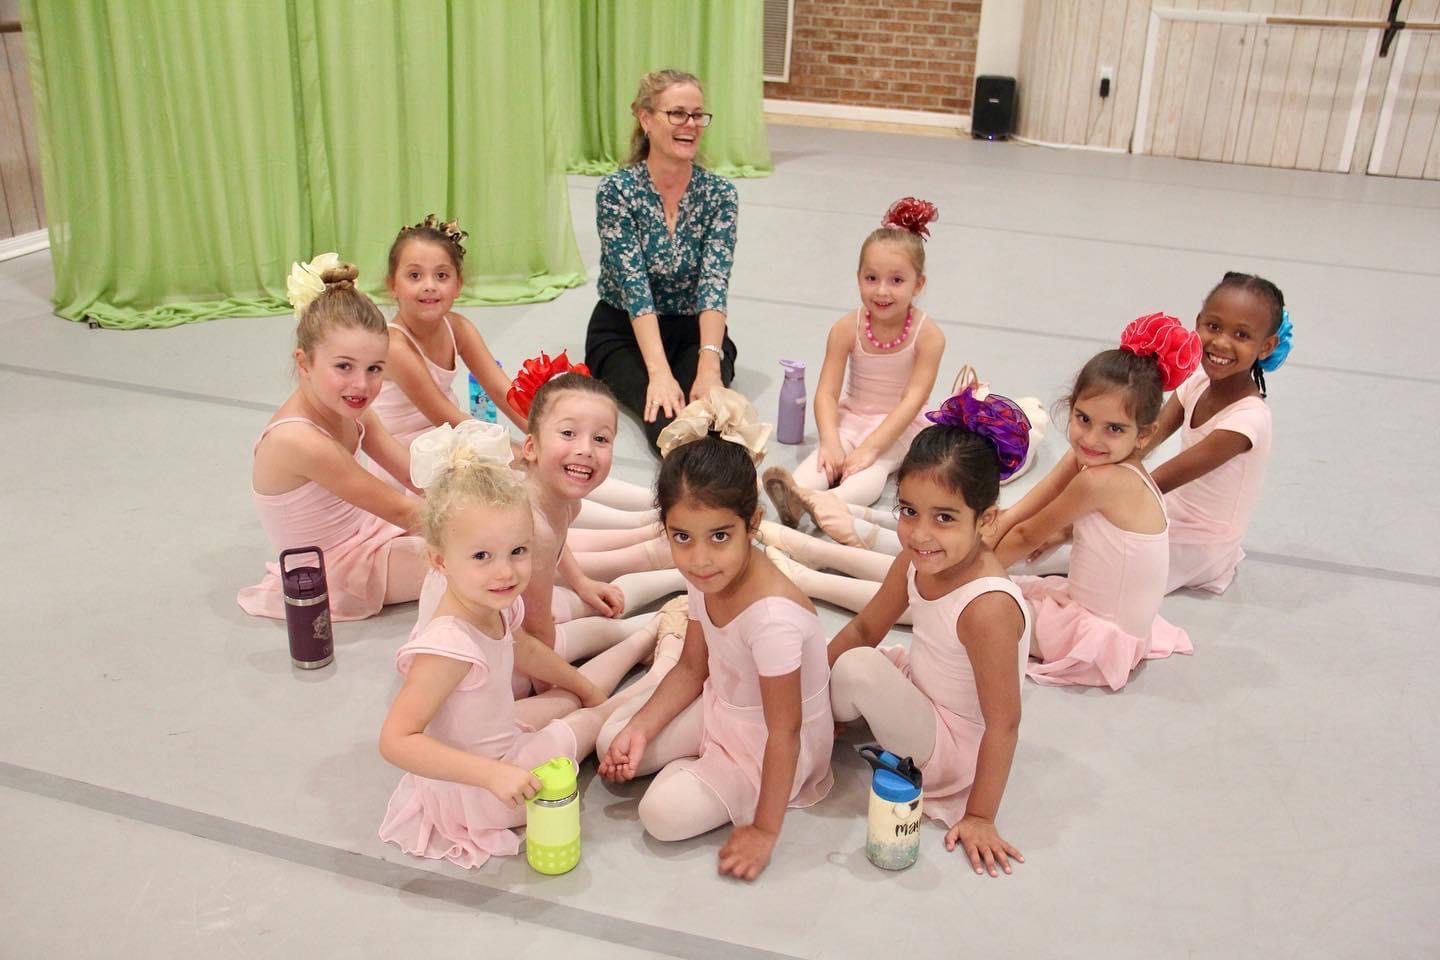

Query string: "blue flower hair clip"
[1258, 307, 1293, 373]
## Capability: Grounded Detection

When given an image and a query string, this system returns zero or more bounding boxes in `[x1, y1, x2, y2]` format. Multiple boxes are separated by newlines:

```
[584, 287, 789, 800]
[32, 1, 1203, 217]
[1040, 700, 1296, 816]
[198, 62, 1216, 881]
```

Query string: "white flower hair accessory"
[286, 252, 342, 319]
[409, 420, 516, 490]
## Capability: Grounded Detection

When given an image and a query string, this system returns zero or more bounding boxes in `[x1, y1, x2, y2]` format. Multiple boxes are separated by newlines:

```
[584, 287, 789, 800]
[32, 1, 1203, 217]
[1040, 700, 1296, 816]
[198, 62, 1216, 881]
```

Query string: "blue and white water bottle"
[859, 746, 924, 870]
[468, 363, 501, 423]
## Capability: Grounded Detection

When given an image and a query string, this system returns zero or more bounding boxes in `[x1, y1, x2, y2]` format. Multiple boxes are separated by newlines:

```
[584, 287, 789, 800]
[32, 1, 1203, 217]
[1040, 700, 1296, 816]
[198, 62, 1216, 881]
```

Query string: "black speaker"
[972, 76, 1016, 141]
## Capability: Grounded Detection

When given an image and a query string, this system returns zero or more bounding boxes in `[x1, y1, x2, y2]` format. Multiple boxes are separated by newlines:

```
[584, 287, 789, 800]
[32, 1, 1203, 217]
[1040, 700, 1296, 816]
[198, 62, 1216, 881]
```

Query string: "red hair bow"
[1119, 313, 1201, 390]
[506, 350, 591, 418]
[881, 197, 939, 238]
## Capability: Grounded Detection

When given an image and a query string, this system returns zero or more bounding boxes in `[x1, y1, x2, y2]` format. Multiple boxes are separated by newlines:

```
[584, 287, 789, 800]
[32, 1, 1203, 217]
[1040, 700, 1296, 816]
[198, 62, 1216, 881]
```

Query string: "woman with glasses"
[585, 69, 739, 453]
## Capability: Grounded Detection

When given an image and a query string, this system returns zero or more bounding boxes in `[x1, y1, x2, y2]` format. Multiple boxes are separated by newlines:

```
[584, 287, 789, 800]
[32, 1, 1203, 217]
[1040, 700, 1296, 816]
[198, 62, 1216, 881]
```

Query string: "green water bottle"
[526, 757, 580, 875]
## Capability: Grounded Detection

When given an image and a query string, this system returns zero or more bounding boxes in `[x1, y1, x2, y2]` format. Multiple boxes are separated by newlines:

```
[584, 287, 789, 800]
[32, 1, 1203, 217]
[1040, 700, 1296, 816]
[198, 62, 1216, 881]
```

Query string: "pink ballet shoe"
[652, 630, 685, 665]
[798, 488, 879, 548]
[655, 594, 689, 642]
[763, 466, 809, 528]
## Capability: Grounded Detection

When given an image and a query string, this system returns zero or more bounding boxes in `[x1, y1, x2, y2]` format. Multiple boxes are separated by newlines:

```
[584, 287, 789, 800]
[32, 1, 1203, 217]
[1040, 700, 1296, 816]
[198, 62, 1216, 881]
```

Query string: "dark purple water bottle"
[280, 547, 333, 669]
[777, 359, 807, 444]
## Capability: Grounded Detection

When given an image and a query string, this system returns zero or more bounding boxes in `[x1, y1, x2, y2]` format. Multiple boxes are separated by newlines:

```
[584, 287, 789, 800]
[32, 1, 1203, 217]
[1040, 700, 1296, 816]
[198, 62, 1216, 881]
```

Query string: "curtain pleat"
[21, 0, 768, 329]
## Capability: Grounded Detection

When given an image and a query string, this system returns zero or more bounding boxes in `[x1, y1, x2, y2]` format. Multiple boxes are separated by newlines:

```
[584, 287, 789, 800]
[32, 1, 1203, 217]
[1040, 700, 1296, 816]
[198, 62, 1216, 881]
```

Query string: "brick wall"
[763, 0, 981, 115]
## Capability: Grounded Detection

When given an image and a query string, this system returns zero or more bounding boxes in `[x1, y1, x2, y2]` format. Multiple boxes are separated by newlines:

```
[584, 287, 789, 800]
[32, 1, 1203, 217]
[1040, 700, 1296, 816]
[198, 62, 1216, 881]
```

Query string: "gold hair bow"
[657, 388, 772, 463]
[405, 214, 468, 258]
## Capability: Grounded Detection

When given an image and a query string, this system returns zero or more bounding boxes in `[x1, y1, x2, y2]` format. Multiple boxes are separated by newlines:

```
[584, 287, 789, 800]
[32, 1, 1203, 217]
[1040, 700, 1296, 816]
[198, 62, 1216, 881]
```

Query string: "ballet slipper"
[763, 466, 808, 528]
[655, 594, 689, 642]
[797, 487, 880, 548]
[652, 630, 685, 665]
[642, 595, 690, 665]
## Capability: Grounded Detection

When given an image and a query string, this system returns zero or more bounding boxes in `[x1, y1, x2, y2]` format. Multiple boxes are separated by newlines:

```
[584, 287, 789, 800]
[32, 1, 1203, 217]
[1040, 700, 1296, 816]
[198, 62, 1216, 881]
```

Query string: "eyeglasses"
[660, 109, 713, 127]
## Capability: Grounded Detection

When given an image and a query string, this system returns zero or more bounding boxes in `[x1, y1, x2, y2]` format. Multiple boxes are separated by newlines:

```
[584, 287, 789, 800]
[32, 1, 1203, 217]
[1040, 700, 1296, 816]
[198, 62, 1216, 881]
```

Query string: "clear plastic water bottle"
[469, 363, 501, 423]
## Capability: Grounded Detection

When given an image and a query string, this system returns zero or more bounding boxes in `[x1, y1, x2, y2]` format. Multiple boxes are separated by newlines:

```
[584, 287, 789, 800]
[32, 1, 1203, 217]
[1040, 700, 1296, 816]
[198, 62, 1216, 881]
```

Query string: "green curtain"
[23, 0, 768, 330]
[562, 0, 773, 178]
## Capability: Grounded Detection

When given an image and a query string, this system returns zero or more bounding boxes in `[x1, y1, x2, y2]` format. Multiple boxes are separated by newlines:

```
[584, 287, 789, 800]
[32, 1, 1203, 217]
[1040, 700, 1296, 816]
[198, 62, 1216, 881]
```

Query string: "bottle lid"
[780, 359, 806, 377]
[531, 757, 577, 801]
[873, 767, 922, 803]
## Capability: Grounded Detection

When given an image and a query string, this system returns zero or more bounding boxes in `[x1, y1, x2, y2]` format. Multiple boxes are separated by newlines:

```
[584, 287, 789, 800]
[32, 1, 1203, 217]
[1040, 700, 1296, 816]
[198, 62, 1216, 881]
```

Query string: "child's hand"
[598, 726, 648, 782]
[944, 815, 1023, 877]
[717, 824, 777, 881]
[578, 578, 625, 618]
[487, 763, 543, 809]
[817, 442, 846, 487]
[841, 446, 879, 479]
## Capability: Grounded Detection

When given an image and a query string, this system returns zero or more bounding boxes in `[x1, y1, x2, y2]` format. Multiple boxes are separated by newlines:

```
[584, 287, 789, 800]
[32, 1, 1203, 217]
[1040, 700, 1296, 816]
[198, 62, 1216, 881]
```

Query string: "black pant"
[584, 299, 738, 451]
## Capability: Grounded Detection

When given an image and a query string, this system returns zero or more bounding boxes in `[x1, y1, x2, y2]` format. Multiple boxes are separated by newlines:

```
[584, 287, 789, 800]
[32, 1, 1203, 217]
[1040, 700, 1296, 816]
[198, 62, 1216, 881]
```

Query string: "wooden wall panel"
[0, 29, 43, 239]
[1009, 0, 1440, 177]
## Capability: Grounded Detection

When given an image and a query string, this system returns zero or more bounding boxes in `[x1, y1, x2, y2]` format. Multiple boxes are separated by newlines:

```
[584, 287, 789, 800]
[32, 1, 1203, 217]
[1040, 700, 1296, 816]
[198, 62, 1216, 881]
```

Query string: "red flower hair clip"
[506, 350, 591, 418]
[881, 197, 940, 238]
[1119, 313, 1201, 390]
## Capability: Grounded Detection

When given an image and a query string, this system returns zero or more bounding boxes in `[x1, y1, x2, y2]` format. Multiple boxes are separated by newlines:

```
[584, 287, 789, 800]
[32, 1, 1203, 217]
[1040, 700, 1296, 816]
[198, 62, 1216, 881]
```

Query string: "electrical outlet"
[1099, 66, 1114, 99]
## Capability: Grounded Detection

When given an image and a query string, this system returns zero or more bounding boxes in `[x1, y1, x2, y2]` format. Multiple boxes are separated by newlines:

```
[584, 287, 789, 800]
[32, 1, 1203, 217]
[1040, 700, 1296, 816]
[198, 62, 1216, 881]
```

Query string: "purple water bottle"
[777, 359, 807, 444]
[280, 547, 333, 669]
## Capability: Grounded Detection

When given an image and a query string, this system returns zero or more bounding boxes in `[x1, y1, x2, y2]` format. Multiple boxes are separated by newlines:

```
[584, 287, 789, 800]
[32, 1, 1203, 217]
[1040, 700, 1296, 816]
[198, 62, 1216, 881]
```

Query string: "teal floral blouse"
[596, 163, 738, 319]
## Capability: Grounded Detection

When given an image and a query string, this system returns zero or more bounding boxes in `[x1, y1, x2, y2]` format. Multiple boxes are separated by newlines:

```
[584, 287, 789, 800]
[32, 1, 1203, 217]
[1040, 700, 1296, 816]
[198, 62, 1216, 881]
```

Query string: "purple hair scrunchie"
[925, 386, 1033, 481]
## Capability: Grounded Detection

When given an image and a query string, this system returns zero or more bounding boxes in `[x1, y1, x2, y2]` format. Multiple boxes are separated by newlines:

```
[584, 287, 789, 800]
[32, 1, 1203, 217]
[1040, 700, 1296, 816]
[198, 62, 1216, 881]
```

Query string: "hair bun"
[1119, 312, 1201, 390]
[881, 197, 939, 238]
[321, 263, 359, 290]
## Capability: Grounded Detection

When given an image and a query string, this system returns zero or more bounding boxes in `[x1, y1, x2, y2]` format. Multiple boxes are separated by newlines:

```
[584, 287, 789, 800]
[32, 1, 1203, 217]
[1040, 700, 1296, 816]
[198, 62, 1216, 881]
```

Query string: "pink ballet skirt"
[378, 602, 579, 869]
[667, 585, 834, 821]
[237, 418, 424, 621]
[1164, 370, 1272, 594]
[834, 308, 931, 459]
[881, 572, 1031, 827]
[1019, 463, 1191, 691]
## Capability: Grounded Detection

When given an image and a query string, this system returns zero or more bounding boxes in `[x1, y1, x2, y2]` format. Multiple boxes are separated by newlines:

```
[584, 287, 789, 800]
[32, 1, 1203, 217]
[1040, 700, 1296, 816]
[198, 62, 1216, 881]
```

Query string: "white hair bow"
[286, 252, 341, 319]
[409, 420, 515, 490]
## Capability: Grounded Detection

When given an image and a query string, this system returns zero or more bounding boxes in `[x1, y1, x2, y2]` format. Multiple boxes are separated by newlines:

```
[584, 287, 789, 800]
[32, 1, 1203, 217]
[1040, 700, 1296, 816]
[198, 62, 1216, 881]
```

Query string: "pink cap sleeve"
[396, 616, 490, 690]
[749, 602, 806, 677]
[1211, 397, 1270, 448]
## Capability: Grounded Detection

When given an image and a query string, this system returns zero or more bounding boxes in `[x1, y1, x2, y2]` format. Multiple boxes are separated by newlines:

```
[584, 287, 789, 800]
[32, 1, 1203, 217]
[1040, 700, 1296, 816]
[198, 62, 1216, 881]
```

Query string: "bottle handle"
[279, 547, 326, 577]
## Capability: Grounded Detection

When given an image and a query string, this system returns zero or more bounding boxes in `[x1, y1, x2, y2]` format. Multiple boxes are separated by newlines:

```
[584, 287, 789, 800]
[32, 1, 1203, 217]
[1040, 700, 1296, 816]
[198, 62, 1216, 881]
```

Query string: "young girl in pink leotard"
[1149, 272, 1290, 594]
[371, 215, 526, 446]
[599, 391, 834, 882]
[416, 364, 684, 695]
[827, 389, 1034, 877]
[765, 197, 946, 522]
[238, 259, 426, 621]
[378, 439, 662, 869]
[994, 314, 1201, 691]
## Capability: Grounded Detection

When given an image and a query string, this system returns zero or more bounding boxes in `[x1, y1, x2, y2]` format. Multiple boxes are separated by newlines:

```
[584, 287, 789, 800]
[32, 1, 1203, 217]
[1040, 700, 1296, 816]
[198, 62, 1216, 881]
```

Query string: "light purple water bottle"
[777, 360, 807, 444]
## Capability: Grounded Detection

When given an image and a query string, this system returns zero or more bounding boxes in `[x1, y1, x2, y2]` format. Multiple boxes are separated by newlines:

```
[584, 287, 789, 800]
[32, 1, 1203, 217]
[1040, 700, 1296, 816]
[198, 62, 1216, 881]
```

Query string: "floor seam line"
[0, 762, 805, 960]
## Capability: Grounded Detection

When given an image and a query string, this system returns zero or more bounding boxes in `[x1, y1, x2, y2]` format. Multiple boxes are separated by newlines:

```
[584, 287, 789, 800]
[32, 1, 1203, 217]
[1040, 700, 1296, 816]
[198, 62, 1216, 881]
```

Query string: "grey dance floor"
[2, 123, 1438, 958]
